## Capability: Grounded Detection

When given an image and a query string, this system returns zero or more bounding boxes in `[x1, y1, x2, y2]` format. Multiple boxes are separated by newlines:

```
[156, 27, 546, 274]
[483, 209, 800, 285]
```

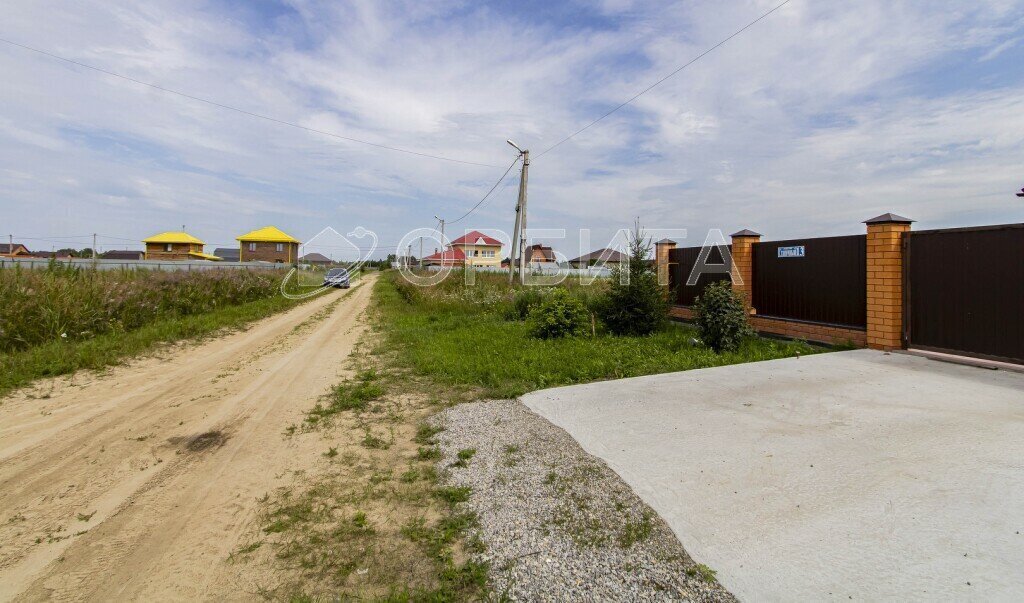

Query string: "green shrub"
[692, 281, 753, 352]
[504, 288, 546, 321]
[528, 288, 589, 339]
[597, 230, 668, 336]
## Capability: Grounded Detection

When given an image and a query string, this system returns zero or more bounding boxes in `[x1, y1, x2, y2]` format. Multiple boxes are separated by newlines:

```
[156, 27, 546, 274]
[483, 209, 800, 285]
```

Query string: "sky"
[2, 0, 1023, 261]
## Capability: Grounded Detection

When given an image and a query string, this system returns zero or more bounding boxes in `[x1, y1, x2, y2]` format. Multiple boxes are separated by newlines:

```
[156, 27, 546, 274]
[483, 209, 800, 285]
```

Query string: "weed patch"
[686, 563, 718, 583]
[617, 511, 654, 548]
[434, 486, 472, 504]
[451, 448, 476, 468]
[375, 273, 825, 398]
[305, 371, 384, 425]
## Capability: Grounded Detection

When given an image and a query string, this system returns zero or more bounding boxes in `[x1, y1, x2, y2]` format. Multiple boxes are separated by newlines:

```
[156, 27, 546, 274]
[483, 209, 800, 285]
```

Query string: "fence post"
[654, 239, 676, 288]
[864, 213, 913, 351]
[729, 229, 761, 310]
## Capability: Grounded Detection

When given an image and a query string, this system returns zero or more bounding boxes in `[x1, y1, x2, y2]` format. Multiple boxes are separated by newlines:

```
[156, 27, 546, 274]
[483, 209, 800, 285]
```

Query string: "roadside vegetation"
[241, 250, 828, 599]
[0, 263, 325, 398]
[693, 280, 755, 352]
[380, 270, 820, 397]
[244, 352, 489, 600]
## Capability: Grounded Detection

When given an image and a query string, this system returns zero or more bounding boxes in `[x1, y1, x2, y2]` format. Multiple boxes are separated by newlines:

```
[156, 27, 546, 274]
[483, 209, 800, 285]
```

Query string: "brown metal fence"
[752, 235, 867, 328]
[668, 245, 731, 306]
[904, 224, 1024, 364]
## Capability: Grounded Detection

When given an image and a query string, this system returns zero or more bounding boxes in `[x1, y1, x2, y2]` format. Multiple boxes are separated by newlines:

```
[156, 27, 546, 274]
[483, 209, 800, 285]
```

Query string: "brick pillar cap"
[730, 229, 762, 237]
[864, 213, 914, 225]
[654, 238, 676, 245]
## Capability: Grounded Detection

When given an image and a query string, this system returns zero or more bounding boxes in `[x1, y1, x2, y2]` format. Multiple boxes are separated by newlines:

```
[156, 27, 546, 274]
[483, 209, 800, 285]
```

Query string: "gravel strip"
[433, 399, 736, 602]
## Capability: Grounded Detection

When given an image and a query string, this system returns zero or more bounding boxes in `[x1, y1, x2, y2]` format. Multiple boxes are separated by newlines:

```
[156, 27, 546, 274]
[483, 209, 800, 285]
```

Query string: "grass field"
[0, 264, 330, 399]
[379, 271, 824, 397]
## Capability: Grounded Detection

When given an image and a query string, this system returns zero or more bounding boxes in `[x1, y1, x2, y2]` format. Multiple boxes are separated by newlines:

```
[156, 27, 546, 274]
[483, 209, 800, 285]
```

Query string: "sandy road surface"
[0, 275, 376, 601]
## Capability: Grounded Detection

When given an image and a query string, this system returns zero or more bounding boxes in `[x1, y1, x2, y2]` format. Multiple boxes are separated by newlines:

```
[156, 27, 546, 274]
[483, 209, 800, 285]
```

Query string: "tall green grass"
[0, 294, 303, 398]
[0, 264, 314, 398]
[376, 272, 823, 397]
[0, 263, 289, 352]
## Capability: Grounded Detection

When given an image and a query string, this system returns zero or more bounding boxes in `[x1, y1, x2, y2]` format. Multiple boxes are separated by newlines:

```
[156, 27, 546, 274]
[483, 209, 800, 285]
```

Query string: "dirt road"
[0, 275, 376, 601]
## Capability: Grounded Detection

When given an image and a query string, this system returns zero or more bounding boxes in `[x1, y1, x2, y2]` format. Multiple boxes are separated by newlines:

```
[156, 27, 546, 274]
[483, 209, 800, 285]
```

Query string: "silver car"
[323, 268, 350, 288]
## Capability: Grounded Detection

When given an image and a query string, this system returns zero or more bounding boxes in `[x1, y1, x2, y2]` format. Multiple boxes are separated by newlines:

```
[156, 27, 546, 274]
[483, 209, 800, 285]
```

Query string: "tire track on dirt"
[0, 275, 376, 602]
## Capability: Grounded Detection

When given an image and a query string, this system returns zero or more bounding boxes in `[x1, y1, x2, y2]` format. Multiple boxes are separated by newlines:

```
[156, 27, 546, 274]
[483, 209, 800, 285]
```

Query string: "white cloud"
[0, 0, 1022, 256]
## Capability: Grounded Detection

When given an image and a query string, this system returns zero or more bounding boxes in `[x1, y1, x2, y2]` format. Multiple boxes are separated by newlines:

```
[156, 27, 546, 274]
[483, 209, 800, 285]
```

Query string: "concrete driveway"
[523, 349, 1024, 601]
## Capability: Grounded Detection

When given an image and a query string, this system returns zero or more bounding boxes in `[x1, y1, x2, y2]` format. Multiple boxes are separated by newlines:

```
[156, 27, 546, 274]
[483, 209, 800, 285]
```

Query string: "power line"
[447, 155, 521, 225]
[535, 0, 793, 159]
[467, 167, 521, 223]
[0, 37, 498, 168]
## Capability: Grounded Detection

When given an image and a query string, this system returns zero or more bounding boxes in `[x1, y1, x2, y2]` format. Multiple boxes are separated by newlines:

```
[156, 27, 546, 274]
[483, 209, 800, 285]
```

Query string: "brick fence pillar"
[864, 213, 914, 351]
[729, 229, 761, 308]
[654, 238, 676, 288]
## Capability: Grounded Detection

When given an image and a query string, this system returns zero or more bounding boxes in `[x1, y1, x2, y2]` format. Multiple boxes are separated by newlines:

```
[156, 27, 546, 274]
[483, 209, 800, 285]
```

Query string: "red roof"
[449, 230, 501, 246]
[422, 247, 466, 264]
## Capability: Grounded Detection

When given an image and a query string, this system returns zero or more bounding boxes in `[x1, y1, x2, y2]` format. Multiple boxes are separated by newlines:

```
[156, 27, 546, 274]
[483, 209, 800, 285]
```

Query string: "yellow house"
[448, 230, 503, 266]
[237, 226, 301, 263]
[142, 232, 221, 261]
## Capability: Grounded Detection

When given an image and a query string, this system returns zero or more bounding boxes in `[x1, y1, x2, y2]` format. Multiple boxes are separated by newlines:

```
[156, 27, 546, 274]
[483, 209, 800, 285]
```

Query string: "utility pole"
[407, 243, 412, 268]
[433, 215, 446, 267]
[509, 198, 521, 283]
[419, 237, 423, 268]
[518, 149, 530, 285]
[506, 140, 529, 284]
[433, 215, 446, 243]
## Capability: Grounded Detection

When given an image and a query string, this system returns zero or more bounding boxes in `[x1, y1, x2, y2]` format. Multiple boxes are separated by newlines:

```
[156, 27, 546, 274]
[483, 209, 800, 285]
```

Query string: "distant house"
[0, 243, 31, 258]
[300, 252, 333, 267]
[237, 226, 300, 264]
[421, 247, 465, 266]
[423, 230, 502, 267]
[526, 243, 556, 263]
[568, 248, 626, 268]
[142, 232, 221, 261]
[213, 248, 240, 262]
[101, 250, 145, 261]
[28, 251, 74, 260]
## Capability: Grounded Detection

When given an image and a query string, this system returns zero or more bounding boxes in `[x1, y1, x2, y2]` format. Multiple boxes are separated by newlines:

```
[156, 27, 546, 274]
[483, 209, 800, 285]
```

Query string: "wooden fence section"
[752, 235, 866, 328]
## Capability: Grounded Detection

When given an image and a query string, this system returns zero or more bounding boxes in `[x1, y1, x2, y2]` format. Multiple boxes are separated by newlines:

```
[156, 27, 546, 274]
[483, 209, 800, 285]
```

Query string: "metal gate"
[904, 224, 1024, 364]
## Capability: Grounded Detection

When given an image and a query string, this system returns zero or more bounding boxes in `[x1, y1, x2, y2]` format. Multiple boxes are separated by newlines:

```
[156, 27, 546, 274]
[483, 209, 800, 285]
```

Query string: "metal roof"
[864, 213, 914, 224]
[449, 230, 502, 246]
[142, 231, 205, 245]
[236, 226, 301, 243]
[300, 253, 333, 263]
[568, 248, 626, 263]
[213, 248, 240, 261]
[187, 251, 223, 261]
